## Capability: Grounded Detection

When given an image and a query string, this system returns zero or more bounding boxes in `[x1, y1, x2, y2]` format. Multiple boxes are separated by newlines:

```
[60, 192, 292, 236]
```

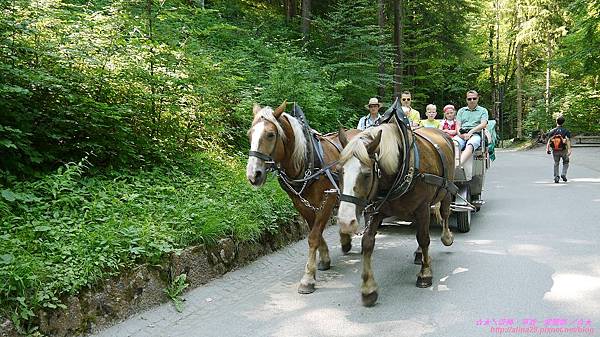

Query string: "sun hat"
[365, 97, 383, 109]
[443, 104, 455, 113]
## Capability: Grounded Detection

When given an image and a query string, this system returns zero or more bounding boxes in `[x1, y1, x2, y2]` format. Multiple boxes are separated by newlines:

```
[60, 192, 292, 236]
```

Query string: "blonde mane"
[252, 107, 307, 172]
[339, 124, 401, 175]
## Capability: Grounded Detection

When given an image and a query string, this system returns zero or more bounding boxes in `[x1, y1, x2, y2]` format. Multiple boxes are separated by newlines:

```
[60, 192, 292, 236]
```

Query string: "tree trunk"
[393, 0, 403, 98]
[545, 32, 551, 119]
[495, 0, 500, 121]
[301, 0, 311, 41]
[488, 20, 496, 118]
[285, 0, 296, 22]
[378, 0, 385, 98]
[516, 42, 523, 139]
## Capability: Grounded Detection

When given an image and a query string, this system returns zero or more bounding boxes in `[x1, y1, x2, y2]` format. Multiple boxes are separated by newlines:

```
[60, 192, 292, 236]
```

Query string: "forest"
[1, 0, 598, 333]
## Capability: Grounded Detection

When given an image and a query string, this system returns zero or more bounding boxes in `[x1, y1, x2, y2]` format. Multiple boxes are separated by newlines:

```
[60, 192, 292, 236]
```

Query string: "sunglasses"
[467, 97, 478, 101]
[369, 105, 379, 108]
[401, 98, 411, 101]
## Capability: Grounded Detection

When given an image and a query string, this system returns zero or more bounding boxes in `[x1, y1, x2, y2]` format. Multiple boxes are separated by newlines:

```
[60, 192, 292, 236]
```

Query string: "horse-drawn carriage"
[451, 120, 497, 233]
[246, 99, 496, 306]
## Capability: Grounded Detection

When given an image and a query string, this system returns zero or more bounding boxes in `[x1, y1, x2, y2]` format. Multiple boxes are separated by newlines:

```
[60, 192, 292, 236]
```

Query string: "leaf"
[33, 226, 52, 232]
[0, 139, 17, 149]
[0, 254, 14, 264]
[1, 189, 16, 202]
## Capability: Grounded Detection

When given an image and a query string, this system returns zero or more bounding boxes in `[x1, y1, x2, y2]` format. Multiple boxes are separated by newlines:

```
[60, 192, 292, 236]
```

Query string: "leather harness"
[248, 103, 341, 211]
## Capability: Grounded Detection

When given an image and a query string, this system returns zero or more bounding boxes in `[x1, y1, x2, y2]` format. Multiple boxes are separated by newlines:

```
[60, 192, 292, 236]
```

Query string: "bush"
[0, 153, 295, 330]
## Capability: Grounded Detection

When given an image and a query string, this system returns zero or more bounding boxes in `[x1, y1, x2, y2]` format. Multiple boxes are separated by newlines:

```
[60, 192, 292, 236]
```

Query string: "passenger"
[439, 104, 465, 149]
[400, 91, 421, 128]
[357, 97, 382, 130]
[456, 90, 489, 164]
[420, 104, 441, 128]
[545, 116, 571, 183]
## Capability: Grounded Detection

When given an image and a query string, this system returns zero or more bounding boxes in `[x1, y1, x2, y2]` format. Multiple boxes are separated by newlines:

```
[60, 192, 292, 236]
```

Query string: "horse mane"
[339, 124, 401, 175]
[252, 107, 307, 172]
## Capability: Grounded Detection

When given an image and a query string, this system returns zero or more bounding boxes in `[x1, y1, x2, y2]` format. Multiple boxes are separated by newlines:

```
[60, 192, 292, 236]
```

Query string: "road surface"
[92, 146, 600, 337]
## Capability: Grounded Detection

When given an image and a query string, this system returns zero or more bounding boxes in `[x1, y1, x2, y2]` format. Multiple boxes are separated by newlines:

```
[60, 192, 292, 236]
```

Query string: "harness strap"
[340, 194, 368, 208]
[248, 150, 273, 162]
[420, 173, 458, 195]
[384, 117, 419, 201]
[413, 132, 458, 197]
[314, 136, 341, 193]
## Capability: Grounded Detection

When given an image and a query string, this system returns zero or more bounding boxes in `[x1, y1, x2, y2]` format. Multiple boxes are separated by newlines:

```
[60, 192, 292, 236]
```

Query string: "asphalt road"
[93, 146, 600, 337]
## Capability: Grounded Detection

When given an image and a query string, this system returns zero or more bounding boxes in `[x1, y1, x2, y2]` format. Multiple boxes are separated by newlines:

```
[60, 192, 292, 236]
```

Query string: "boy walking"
[546, 116, 572, 183]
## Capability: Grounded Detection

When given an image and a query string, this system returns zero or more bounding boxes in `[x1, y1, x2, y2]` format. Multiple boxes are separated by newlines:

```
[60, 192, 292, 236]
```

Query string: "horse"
[337, 122, 456, 306]
[246, 101, 360, 294]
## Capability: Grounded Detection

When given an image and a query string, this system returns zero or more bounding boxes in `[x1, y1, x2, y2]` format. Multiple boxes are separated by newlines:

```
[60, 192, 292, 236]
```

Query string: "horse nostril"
[255, 170, 263, 180]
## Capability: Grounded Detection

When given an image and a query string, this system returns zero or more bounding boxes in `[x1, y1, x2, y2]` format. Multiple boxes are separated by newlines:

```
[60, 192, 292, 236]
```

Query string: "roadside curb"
[1, 217, 308, 337]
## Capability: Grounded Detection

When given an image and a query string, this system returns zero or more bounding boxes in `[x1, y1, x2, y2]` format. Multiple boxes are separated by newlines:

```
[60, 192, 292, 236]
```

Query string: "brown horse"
[337, 122, 456, 306]
[246, 101, 359, 294]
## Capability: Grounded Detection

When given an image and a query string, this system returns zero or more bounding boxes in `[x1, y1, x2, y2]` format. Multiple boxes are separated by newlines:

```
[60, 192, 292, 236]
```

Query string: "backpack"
[550, 133, 567, 151]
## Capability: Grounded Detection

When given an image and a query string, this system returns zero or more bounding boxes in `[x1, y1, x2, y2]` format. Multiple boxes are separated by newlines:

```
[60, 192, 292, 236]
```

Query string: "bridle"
[339, 153, 382, 210]
[247, 150, 275, 170]
[248, 118, 278, 172]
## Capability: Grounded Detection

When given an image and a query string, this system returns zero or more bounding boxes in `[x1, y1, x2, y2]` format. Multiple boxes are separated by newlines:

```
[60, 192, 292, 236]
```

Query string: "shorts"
[465, 133, 482, 151]
[452, 135, 466, 150]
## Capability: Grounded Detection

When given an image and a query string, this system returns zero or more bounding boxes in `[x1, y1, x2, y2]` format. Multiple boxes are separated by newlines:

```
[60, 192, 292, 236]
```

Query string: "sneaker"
[554, 176, 560, 183]
[561, 175, 567, 182]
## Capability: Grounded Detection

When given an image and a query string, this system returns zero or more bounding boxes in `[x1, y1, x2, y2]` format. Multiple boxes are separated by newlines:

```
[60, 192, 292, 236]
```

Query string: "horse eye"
[266, 132, 276, 139]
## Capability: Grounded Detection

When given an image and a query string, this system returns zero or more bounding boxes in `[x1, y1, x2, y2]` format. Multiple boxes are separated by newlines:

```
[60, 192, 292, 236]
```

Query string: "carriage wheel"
[456, 186, 471, 233]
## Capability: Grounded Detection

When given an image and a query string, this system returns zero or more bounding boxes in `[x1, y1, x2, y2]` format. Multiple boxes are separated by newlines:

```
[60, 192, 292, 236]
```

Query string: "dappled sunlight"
[532, 180, 569, 185]
[437, 284, 450, 291]
[452, 267, 469, 274]
[464, 239, 495, 245]
[245, 292, 308, 320]
[508, 244, 553, 257]
[544, 273, 600, 316]
[570, 178, 600, 183]
[533, 177, 600, 184]
[341, 259, 361, 265]
[558, 239, 595, 245]
[273, 308, 436, 337]
[472, 249, 507, 255]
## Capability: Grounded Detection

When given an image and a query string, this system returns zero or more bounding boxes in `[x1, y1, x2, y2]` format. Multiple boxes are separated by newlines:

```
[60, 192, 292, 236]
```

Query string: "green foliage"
[165, 274, 189, 312]
[256, 52, 344, 131]
[312, 0, 388, 113]
[0, 153, 294, 330]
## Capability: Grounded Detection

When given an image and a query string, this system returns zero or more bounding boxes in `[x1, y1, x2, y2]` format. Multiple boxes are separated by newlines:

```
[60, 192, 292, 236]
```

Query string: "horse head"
[337, 128, 383, 234]
[246, 101, 287, 186]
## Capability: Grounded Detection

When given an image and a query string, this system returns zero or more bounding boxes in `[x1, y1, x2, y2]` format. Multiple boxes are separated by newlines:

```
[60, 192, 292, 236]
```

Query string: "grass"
[0, 151, 295, 332]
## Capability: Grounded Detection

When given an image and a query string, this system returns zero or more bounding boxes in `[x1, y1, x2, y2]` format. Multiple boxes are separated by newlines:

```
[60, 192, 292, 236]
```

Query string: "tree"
[301, 0, 311, 40]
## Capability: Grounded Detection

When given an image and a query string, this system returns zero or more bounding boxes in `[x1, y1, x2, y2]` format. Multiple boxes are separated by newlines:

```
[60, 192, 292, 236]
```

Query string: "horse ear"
[367, 130, 382, 154]
[273, 100, 287, 118]
[339, 126, 349, 148]
[253, 104, 261, 115]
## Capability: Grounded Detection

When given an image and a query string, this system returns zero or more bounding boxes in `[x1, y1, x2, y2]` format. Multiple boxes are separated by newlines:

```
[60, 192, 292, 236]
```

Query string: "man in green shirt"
[456, 90, 489, 164]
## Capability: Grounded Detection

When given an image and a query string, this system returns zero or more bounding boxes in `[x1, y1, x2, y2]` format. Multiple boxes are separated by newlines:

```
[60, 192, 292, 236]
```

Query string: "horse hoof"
[441, 235, 454, 246]
[318, 260, 331, 271]
[298, 283, 316, 294]
[341, 243, 352, 254]
[361, 291, 378, 307]
[414, 252, 422, 265]
[416, 276, 432, 288]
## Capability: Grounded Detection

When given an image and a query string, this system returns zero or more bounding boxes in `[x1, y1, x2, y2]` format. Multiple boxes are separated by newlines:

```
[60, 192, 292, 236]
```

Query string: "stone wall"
[0, 217, 307, 337]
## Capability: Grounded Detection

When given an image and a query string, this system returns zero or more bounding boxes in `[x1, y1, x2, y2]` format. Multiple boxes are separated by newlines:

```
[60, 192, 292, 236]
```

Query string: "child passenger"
[421, 104, 441, 128]
[440, 104, 465, 149]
